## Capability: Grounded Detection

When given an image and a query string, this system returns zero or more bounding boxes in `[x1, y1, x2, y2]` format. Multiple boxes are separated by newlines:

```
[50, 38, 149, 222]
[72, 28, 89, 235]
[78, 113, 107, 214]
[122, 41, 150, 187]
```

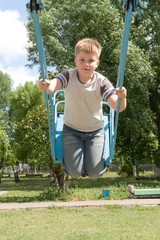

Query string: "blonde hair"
[75, 38, 102, 58]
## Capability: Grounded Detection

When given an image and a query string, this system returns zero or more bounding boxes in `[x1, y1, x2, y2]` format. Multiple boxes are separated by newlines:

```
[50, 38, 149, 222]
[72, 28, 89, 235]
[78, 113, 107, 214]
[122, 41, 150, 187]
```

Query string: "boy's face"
[75, 51, 99, 76]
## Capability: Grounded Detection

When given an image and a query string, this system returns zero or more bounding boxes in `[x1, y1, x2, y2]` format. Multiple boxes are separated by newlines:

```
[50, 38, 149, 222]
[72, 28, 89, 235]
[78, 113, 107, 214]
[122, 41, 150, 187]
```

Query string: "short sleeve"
[101, 78, 115, 100]
[55, 71, 69, 88]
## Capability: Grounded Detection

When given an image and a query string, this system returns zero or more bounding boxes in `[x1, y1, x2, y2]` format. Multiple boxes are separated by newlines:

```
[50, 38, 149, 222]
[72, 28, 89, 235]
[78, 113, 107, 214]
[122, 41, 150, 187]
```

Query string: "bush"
[39, 187, 72, 201]
[118, 157, 133, 176]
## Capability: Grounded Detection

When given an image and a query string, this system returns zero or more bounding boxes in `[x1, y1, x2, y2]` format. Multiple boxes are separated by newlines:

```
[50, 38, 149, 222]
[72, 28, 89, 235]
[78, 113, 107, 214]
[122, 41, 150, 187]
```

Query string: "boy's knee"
[65, 168, 82, 178]
[87, 167, 106, 179]
[69, 173, 82, 178]
[86, 172, 101, 179]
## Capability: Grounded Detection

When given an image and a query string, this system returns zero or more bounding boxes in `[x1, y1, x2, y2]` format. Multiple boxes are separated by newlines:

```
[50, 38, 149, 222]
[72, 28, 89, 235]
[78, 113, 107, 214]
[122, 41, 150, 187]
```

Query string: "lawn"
[0, 172, 160, 240]
[0, 206, 160, 240]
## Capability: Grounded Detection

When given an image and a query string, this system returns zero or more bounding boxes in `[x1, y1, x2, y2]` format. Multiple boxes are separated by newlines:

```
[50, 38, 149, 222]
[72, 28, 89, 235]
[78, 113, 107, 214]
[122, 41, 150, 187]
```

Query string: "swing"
[26, 0, 136, 166]
[51, 89, 115, 165]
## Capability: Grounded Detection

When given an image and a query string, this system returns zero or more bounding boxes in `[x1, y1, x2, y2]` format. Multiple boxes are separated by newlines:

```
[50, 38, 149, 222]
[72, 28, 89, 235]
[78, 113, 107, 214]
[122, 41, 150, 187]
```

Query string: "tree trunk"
[0, 170, 2, 184]
[50, 164, 69, 190]
[14, 170, 20, 183]
[132, 165, 137, 177]
[154, 165, 160, 177]
[155, 146, 160, 177]
[149, 85, 160, 170]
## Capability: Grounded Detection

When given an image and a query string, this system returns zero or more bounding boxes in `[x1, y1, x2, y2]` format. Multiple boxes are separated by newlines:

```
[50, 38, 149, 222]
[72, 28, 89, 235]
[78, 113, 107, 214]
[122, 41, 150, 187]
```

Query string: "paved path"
[0, 198, 160, 210]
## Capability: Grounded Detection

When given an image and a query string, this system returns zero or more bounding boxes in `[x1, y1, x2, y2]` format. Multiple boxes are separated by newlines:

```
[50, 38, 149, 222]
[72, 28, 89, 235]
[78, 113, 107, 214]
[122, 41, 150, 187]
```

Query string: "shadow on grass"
[1, 175, 160, 191]
[0, 175, 160, 203]
[0, 195, 42, 203]
[70, 176, 160, 189]
[0, 176, 50, 191]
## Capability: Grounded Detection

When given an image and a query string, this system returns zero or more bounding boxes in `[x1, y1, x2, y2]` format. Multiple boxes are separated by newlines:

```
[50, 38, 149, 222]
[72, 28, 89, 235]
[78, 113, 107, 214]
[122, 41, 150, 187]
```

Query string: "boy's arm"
[107, 87, 127, 112]
[38, 78, 62, 94]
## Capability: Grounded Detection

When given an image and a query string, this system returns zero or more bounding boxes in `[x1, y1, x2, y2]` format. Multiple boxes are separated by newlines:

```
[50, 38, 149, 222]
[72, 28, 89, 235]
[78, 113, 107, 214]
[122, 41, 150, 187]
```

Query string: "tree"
[10, 81, 44, 122]
[115, 43, 156, 175]
[129, 1, 160, 174]
[0, 71, 12, 110]
[10, 81, 59, 174]
[0, 71, 12, 132]
[13, 104, 50, 166]
[26, 0, 123, 76]
[0, 127, 15, 169]
[10, 82, 44, 162]
[0, 71, 15, 175]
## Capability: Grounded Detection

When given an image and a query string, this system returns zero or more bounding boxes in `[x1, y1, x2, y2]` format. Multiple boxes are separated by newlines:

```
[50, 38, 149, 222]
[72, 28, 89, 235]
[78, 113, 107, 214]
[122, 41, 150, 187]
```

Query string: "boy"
[39, 38, 127, 178]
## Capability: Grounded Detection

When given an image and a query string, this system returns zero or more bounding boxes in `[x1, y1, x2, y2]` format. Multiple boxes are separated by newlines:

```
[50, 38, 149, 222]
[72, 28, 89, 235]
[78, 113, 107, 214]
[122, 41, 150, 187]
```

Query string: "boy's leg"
[62, 125, 85, 178]
[84, 128, 106, 178]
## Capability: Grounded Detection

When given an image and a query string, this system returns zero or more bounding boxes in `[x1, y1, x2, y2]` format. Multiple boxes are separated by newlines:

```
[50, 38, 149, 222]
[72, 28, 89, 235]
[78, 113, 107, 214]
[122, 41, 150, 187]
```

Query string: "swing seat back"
[103, 115, 111, 165]
[51, 91, 115, 165]
[55, 113, 64, 163]
[102, 102, 115, 166]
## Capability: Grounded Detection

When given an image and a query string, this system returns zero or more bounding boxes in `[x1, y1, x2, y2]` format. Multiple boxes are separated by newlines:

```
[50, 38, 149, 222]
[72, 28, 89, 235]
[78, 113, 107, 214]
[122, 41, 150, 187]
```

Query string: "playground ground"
[0, 196, 160, 210]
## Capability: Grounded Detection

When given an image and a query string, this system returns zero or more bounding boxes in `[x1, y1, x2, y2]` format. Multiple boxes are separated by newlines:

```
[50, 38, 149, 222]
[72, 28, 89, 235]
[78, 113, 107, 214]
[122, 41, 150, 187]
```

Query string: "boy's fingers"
[116, 87, 127, 97]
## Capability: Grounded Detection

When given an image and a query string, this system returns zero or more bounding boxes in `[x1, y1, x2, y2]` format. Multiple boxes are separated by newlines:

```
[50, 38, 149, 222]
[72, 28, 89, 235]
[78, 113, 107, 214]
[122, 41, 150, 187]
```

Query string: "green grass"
[0, 172, 160, 240]
[0, 206, 160, 240]
[0, 171, 160, 202]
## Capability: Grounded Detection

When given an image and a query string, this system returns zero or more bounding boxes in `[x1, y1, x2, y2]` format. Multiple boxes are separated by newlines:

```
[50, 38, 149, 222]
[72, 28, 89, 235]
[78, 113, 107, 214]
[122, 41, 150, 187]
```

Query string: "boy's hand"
[38, 79, 50, 91]
[115, 87, 127, 99]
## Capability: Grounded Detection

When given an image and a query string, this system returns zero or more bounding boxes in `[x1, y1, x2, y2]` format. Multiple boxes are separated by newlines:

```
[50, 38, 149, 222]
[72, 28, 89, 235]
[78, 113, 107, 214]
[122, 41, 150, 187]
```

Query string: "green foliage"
[130, 1, 160, 167]
[0, 71, 12, 134]
[39, 187, 72, 201]
[115, 43, 157, 169]
[10, 81, 44, 122]
[14, 104, 50, 165]
[0, 71, 14, 167]
[0, 127, 15, 168]
[10, 82, 52, 168]
[27, 0, 123, 77]
[117, 156, 133, 176]
[0, 71, 12, 111]
[10, 82, 64, 173]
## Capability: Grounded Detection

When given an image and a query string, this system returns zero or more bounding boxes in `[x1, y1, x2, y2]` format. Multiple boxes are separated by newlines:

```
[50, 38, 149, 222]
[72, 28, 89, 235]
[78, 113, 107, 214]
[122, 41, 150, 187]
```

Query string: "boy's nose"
[86, 63, 89, 68]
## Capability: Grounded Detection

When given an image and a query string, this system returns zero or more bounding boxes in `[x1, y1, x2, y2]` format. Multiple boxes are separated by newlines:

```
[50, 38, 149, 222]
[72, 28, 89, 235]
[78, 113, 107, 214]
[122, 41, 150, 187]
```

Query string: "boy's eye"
[79, 59, 95, 63]
[80, 59, 85, 62]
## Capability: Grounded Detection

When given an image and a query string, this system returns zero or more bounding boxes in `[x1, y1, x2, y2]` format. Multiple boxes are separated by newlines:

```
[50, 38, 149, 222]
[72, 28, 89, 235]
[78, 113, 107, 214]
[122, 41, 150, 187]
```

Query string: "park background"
[0, 1, 160, 240]
[1, 0, 160, 179]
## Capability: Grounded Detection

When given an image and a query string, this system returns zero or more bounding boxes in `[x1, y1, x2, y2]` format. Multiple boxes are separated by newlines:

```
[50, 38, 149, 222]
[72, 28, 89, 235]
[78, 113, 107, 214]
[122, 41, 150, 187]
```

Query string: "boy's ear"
[97, 59, 100, 67]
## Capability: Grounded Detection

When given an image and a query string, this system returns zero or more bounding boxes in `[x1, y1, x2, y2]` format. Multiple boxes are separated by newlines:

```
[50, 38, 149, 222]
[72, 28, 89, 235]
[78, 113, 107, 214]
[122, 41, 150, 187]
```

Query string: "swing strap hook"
[123, 0, 138, 12]
[26, 0, 44, 12]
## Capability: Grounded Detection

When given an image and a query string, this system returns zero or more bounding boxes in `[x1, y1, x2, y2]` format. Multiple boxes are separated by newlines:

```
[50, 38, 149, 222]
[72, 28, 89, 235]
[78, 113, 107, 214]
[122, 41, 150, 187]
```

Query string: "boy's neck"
[77, 71, 94, 84]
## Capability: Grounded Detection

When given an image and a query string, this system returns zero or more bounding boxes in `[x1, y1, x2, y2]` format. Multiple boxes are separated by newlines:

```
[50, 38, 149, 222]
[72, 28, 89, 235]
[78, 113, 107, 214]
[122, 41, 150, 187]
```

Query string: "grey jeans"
[62, 124, 106, 178]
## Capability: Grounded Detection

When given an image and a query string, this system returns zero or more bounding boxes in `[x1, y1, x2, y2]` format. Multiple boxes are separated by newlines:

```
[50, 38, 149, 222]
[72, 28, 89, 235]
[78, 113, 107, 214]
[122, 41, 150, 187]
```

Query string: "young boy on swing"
[38, 38, 127, 178]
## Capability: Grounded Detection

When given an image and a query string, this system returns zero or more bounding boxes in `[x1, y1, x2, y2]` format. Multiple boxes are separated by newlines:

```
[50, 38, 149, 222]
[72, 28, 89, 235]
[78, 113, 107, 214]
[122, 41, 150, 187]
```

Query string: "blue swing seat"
[51, 90, 115, 166]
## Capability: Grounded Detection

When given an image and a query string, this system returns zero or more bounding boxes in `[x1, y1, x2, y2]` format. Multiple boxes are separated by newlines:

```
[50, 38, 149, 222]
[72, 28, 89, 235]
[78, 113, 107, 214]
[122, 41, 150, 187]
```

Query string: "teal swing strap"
[111, 0, 138, 159]
[26, 0, 138, 164]
[26, 0, 55, 160]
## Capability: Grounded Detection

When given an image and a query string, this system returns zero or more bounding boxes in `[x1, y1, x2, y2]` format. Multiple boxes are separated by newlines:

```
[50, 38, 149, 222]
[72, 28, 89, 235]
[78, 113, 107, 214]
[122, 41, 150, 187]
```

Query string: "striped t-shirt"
[55, 68, 115, 132]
